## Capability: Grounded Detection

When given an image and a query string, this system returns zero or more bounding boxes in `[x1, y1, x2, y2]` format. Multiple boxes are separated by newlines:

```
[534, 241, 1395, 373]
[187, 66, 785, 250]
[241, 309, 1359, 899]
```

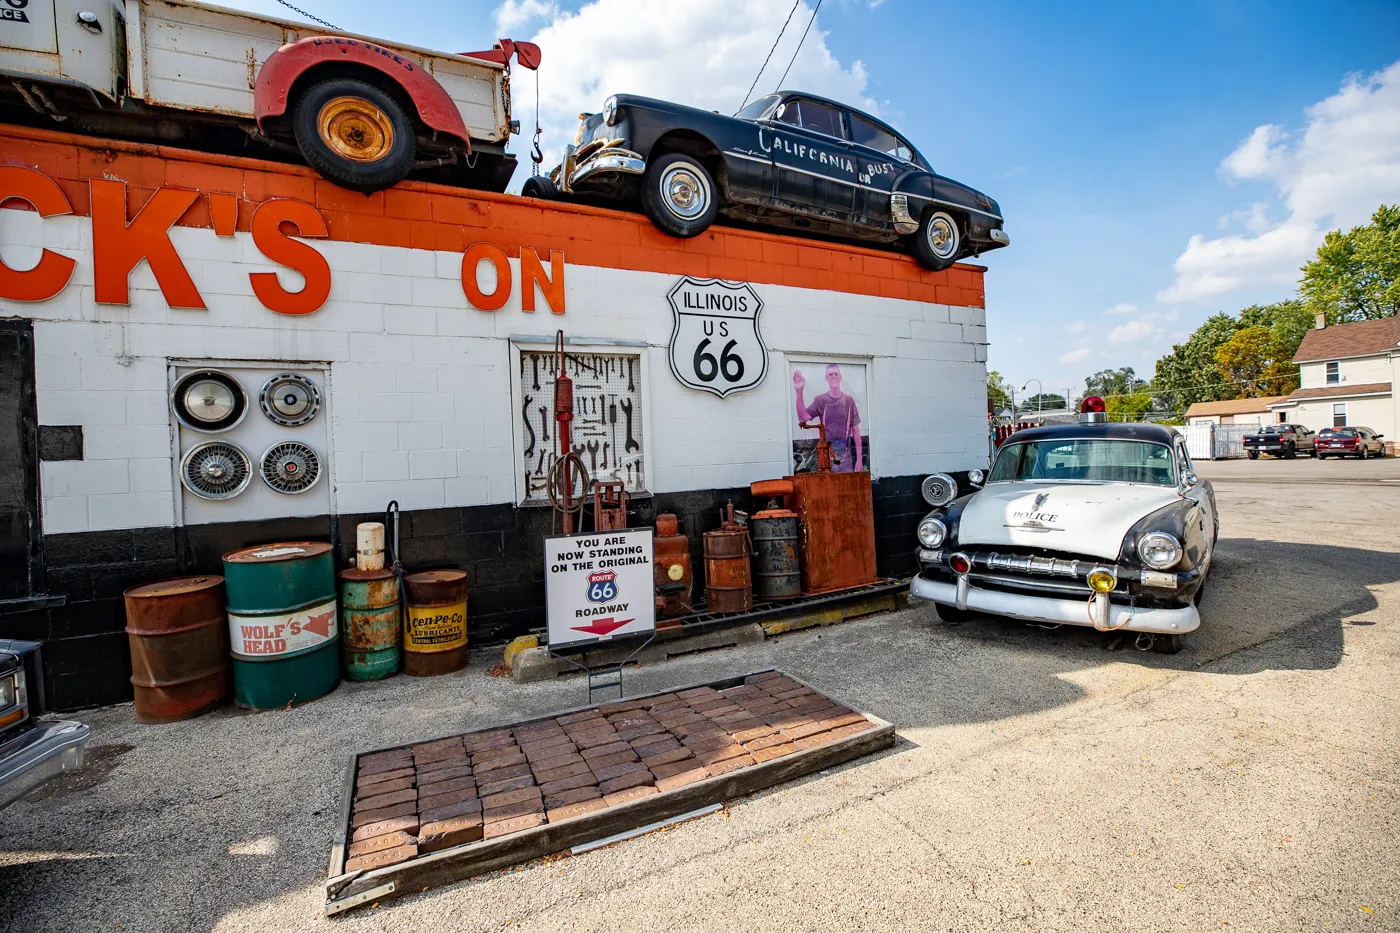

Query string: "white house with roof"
[1269, 314, 1398, 449]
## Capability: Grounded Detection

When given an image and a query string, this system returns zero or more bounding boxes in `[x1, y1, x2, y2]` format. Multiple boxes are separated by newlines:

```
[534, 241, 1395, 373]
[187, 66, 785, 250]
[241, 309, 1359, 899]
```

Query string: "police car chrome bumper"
[569, 148, 646, 190]
[909, 574, 1199, 635]
[0, 719, 90, 810]
[988, 228, 1010, 246]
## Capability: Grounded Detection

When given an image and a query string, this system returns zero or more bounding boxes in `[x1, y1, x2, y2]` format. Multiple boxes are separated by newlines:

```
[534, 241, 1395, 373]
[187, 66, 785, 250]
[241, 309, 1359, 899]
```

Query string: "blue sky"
[231, 0, 1400, 404]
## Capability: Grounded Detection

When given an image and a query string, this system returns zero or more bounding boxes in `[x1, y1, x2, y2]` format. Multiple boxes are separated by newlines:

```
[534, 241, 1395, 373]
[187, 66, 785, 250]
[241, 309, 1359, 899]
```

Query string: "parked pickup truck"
[1, 0, 540, 192]
[1243, 423, 1315, 459]
[0, 640, 90, 809]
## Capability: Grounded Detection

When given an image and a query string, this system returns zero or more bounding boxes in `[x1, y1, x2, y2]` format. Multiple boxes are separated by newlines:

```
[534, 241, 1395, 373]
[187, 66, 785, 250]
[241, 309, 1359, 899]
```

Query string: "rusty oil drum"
[703, 526, 752, 613]
[223, 541, 340, 710]
[751, 509, 802, 600]
[123, 576, 231, 722]
[402, 569, 468, 676]
[654, 512, 693, 619]
[338, 567, 400, 681]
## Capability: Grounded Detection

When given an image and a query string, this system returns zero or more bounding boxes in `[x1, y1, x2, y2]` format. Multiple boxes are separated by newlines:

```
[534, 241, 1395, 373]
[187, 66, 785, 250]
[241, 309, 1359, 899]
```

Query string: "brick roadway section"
[343, 673, 877, 872]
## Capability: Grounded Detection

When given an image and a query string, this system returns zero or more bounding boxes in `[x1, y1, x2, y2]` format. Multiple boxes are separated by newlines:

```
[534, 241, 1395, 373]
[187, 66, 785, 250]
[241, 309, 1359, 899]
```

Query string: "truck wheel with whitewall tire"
[910, 209, 962, 271]
[292, 78, 417, 192]
[641, 153, 718, 238]
[521, 175, 558, 200]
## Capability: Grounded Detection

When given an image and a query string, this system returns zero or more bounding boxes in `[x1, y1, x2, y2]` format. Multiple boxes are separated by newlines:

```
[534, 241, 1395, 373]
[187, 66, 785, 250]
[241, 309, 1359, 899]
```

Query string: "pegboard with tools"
[519, 350, 645, 502]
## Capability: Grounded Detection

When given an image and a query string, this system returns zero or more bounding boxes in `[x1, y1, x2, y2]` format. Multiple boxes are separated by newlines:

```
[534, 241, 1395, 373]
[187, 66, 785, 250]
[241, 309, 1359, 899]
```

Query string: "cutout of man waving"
[793, 363, 863, 473]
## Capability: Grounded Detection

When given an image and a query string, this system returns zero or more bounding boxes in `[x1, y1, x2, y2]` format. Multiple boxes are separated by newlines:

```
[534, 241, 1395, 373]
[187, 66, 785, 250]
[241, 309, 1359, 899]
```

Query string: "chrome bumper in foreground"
[988, 228, 1010, 246]
[0, 719, 91, 809]
[909, 574, 1199, 635]
[567, 149, 646, 191]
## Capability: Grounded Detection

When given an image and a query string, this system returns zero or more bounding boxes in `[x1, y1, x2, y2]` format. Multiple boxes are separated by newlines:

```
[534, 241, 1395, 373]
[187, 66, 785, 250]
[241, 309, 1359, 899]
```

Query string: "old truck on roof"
[0, 0, 540, 192]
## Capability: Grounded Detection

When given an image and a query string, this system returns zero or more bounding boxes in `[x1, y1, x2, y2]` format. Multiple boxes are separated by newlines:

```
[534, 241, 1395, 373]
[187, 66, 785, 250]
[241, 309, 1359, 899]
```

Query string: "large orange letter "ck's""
[91, 179, 205, 308]
[0, 167, 77, 302]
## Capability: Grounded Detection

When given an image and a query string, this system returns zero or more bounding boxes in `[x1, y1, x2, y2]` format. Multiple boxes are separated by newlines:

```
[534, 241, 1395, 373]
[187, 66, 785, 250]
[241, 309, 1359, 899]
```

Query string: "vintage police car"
[909, 399, 1218, 653]
[524, 91, 1009, 271]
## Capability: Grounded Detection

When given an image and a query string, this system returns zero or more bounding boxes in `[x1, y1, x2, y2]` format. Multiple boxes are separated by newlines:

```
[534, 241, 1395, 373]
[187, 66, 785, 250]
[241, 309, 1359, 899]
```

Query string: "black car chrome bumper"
[0, 719, 90, 809]
[560, 143, 646, 193]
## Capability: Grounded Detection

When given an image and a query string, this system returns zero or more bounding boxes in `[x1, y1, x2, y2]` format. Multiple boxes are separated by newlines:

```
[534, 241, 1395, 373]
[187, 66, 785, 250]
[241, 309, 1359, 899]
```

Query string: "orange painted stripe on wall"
[0, 124, 987, 309]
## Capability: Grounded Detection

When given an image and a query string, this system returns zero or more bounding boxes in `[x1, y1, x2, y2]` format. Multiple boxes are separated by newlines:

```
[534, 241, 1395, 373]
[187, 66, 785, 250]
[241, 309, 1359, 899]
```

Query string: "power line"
[1095, 369, 1303, 401]
[740, 0, 802, 111]
[776, 0, 824, 89]
[272, 0, 339, 29]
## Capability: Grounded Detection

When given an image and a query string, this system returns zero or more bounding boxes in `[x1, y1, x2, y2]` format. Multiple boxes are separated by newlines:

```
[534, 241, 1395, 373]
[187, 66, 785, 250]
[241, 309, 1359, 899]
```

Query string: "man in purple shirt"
[793, 363, 864, 472]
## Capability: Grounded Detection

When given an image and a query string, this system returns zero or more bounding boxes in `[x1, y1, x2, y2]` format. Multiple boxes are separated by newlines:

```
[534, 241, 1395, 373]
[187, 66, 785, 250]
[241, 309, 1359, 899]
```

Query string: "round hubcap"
[660, 166, 708, 220]
[926, 216, 958, 259]
[318, 97, 395, 163]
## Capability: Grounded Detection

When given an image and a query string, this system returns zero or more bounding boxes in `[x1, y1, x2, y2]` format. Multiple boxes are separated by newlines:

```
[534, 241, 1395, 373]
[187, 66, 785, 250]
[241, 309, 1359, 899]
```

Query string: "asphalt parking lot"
[2, 457, 1397, 933]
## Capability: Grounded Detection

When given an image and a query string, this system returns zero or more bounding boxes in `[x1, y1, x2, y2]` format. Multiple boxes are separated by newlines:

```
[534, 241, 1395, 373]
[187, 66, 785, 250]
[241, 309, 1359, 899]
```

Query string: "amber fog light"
[1087, 568, 1117, 593]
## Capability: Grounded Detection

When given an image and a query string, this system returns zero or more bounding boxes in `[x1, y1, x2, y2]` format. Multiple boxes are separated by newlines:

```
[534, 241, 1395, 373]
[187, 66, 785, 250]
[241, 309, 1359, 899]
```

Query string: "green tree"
[987, 370, 1013, 410]
[1084, 367, 1145, 399]
[1022, 393, 1067, 411]
[1107, 390, 1153, 422]
[1214, 326, 1300, 397]
[1300, 204, 1400, 323]
[1152, 313, 1240, 411]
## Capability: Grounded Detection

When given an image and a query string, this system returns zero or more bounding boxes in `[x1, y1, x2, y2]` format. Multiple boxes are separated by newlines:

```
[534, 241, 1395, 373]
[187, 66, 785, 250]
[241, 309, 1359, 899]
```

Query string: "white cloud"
[1058, 347, 1092, 364]
[1158, 60, 1400, 304]
[495, 0, 559, 33]
[1103, 302, 1139, 316]
[498, 0, 870, 189]
[1065, 320, 1088, 333]
[1106, 318, 1162, 345]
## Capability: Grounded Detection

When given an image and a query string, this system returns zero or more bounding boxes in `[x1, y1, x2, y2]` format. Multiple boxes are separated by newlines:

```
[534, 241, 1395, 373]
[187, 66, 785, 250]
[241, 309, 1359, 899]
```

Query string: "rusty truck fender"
[254, 36, 471, 150]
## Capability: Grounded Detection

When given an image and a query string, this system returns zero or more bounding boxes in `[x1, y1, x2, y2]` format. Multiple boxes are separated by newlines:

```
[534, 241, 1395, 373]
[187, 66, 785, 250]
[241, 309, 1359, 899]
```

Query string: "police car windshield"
[989, 439, 1176, 486]
[736, 96, 778, 121]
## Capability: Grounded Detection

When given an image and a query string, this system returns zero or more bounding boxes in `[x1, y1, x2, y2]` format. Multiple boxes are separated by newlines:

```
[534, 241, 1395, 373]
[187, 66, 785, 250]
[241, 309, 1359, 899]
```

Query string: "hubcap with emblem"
[660, 165, 709, 220]
[925, 214, 959, 260]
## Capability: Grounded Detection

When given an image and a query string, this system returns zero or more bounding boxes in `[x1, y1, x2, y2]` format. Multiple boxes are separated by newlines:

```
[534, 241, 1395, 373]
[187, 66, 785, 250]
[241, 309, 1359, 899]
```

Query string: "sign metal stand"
[547, 631, 657, 703]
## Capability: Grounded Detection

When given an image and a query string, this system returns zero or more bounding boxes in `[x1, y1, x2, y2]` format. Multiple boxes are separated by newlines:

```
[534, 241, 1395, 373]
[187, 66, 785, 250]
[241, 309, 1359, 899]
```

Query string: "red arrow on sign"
[571, 617, 634, 637]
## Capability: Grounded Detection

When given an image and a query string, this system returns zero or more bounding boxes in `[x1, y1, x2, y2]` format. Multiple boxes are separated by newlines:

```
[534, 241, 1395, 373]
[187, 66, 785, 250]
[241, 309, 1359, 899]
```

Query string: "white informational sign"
[545, 528, 656, 649]
[667, 277, 768, 398]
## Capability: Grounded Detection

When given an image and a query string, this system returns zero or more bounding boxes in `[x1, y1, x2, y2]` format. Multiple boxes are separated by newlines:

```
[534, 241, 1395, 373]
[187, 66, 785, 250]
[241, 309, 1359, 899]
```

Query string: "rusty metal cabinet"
[787, 471, 878, 595]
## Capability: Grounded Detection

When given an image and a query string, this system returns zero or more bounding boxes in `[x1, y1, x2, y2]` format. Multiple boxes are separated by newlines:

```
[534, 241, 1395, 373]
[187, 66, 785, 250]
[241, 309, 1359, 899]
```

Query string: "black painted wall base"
[0, 472, 958, 711]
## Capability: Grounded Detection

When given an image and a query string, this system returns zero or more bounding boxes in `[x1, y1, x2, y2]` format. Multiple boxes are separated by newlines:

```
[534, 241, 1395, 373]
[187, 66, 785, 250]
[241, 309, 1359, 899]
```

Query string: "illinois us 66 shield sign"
[667, 277, 768, 398]
[545, 527, 656, 648]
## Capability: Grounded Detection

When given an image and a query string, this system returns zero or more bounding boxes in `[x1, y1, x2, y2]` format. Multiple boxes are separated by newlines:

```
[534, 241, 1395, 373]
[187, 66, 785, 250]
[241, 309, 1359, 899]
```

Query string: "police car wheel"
[911, 209, 962, 271]
[522, 175, 558, 200]
[642, 153, 718, 238]
[293, 78, 416, 192]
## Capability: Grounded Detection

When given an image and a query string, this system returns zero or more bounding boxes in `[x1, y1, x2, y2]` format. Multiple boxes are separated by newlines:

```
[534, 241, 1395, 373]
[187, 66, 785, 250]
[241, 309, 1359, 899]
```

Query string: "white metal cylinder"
[356, 522, 386, 571]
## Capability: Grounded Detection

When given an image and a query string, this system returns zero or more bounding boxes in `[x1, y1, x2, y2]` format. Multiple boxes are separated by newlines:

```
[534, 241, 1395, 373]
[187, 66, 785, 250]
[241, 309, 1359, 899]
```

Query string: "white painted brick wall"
[8, 212, 988, 532]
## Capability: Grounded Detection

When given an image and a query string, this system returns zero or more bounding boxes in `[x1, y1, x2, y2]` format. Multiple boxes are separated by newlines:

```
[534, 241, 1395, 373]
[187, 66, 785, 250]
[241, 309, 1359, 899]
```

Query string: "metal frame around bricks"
[324, 668, 896, 915]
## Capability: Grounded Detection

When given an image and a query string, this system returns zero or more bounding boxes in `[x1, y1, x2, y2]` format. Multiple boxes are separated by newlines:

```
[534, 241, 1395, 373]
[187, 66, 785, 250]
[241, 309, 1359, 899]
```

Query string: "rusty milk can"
[749, 480, 801, 601]
[654, 512, 693, 619]
[402, 569, 468, 676]
[123, 575, 231, 722]
[703, 501, 752, 613]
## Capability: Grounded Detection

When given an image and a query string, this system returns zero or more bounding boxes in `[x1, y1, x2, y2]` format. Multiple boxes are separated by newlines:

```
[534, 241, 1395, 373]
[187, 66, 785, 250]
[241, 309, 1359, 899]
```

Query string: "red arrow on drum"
[571, 617, 634, 637]
[302, 610, 334, 638]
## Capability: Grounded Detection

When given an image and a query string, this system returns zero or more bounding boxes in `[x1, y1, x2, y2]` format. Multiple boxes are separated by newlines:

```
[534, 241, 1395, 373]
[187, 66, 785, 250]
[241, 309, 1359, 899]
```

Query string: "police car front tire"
[642, 153, 718, 238]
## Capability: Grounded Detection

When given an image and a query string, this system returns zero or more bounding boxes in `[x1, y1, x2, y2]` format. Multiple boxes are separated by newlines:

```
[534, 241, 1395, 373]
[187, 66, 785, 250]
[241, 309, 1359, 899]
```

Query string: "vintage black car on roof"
[909, 398, 1219, 653]
[525, 91, 1009, 271]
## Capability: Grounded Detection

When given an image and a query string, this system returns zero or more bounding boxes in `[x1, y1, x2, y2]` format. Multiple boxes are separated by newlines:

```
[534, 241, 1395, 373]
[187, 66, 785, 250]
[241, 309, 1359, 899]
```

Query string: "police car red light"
[1080, 396, 1106, 413]
[949, 553, 971, 574]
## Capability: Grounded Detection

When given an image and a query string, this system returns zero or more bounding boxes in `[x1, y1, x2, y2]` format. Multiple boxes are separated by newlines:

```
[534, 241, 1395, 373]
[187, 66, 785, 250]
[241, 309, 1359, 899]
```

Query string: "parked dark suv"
[1243, 424, 1315, 459]
[0, 640, 90, 809]
[1316, 427, 1387, 459]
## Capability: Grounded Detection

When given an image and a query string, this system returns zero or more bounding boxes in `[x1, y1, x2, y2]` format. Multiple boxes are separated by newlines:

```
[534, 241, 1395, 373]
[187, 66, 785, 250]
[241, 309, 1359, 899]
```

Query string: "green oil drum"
[338, 567, 400, 681]
[222, 541, 340, 710]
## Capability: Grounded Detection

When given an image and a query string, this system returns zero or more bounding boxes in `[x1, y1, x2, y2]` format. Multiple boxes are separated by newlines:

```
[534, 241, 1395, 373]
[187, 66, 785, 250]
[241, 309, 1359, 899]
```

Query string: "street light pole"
[1020, 379, 1043, 417]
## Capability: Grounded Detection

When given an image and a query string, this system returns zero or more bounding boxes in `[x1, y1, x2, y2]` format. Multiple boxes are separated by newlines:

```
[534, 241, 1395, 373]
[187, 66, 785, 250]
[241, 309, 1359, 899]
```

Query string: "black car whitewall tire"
[641, 153, 718, 238]
[911, 209, 962, 271]
[293, 78, 416, 192]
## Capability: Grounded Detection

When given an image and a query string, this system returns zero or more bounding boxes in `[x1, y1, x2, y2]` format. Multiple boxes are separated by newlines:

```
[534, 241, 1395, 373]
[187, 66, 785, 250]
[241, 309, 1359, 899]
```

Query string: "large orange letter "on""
[249, 199, 331, 315]
[520, 246, 565, 314]
[0, 167, 77, 302]
[91, 179, 205, 308]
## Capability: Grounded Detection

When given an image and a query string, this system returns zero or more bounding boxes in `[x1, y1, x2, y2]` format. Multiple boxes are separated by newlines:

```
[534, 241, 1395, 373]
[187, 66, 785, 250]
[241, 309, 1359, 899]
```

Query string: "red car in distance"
[1315, 427, 1387, 459]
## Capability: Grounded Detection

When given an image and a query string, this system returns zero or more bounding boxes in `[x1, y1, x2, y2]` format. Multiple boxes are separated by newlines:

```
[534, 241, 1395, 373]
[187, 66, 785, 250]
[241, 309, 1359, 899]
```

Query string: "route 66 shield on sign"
[666, 277, 768, 398]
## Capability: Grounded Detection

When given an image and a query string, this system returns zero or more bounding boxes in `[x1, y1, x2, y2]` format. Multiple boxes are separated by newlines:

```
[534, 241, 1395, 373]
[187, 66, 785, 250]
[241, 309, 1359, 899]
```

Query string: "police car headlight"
[917, 517, 946, 549]
[1138, 532, 1182, 570]
[967, 469, 985, 487]
[603, 96, 619, 126]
